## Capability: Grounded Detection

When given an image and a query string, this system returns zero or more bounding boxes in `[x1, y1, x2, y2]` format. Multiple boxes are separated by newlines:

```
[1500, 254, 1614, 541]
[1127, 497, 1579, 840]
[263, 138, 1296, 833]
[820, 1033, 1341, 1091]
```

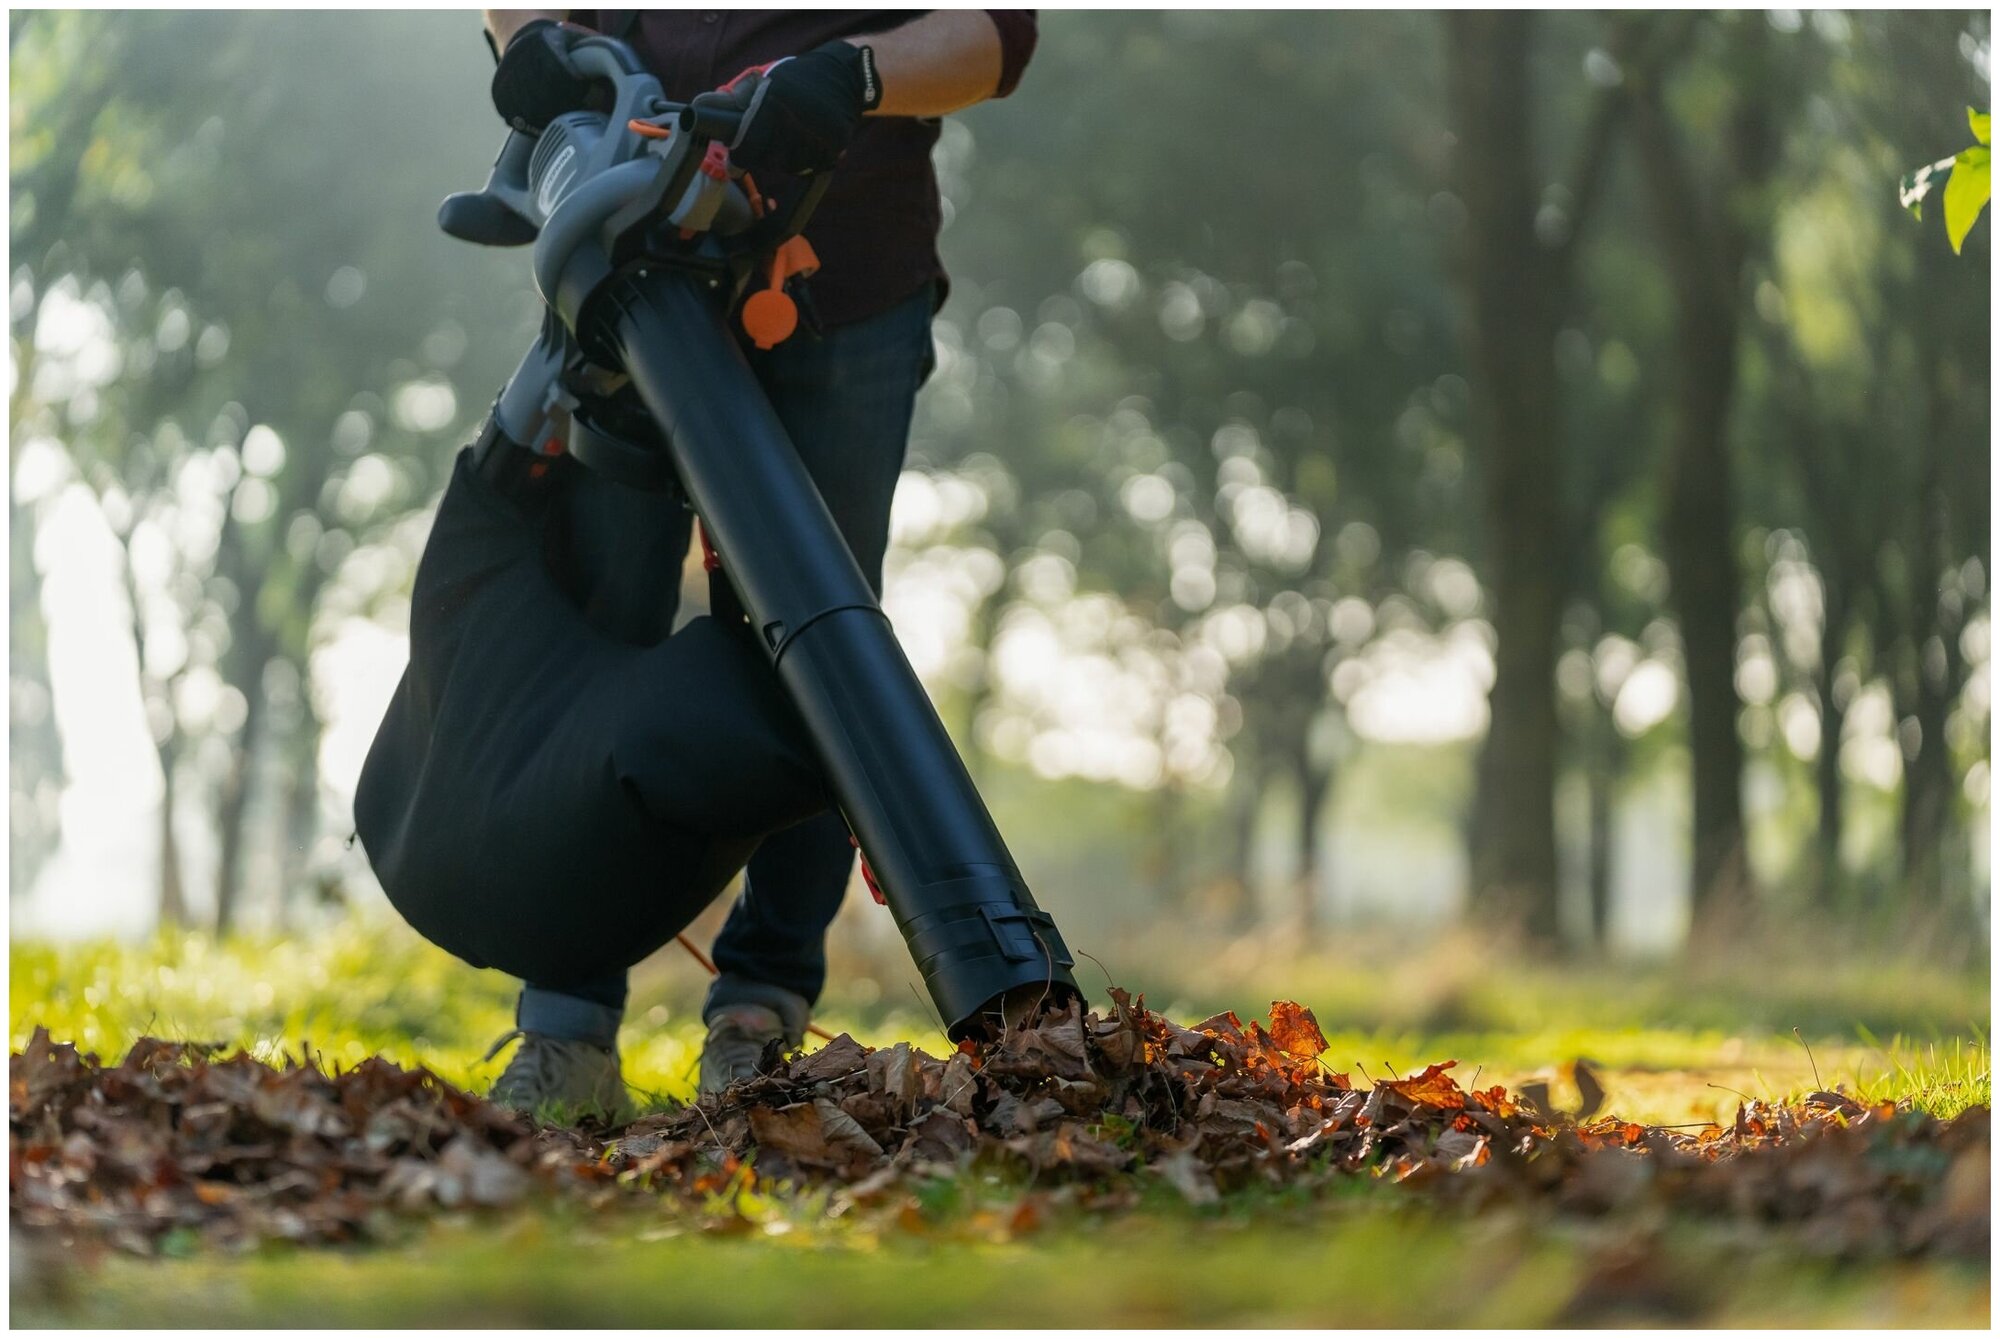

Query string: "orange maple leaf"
[1267, 1001, 1330, 1061]
[1382, 1060, 1467, 1110]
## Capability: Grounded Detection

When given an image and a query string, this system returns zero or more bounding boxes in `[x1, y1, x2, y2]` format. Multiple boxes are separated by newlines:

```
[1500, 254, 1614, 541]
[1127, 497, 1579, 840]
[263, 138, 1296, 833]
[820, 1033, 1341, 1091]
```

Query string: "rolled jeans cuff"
[703, 972, 811, 1046]
[516, 984, 623, 1049]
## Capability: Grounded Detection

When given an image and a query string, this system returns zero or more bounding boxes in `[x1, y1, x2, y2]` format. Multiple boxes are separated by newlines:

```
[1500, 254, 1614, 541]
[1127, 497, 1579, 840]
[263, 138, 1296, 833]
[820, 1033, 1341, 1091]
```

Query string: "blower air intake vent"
[526, 111, 609, 227]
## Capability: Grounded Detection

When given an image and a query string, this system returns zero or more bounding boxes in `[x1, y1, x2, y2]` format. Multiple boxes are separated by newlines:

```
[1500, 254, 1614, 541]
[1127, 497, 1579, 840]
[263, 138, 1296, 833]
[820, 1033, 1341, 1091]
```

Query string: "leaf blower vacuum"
[354, 30, 1078, 1039]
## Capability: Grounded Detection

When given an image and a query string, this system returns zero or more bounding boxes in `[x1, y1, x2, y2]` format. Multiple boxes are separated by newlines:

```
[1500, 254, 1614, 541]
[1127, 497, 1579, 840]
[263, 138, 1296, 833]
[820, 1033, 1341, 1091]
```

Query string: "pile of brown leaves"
[9, 1029, 608, 1253]
[11, 991, 1989, 1260]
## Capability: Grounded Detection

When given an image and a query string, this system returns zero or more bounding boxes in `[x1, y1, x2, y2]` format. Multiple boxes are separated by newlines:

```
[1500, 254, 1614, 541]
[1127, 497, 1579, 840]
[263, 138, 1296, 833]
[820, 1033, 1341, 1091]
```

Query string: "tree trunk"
[1627, 21, 1774, 929]
[278, 695, 322, 925]
[1661, 296, 1749, 918]
[1586, 706, 1620, 948]
[8, 385, 66, 903]
[211, 667, 267, 935]
[207, 405, 322, 931]
[1814, 577, 1848, 909]
[1148, 781, 1182, 908]
[209, 540, 277, 934]
[1870, 219, 1981, 939]
[156, 741, 189, 928]
[1222, 759, 1264, 932]
[1446, 12, 1564, 947]
[958, 582, 1005, 786]
[1293, 752, 1332, 934]
[1899, 312, 1965, 924]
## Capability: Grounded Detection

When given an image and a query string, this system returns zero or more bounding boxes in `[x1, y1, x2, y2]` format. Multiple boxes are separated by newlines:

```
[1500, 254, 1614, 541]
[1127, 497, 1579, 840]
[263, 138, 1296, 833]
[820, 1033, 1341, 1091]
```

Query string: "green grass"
[13, 1196, 1989, 1328]
[10, 923, 932, 1113]
[1847, 1027, 1992, 1118]
[9, 919, 1990, 1327]
[1098, 920, 1991, 1043]
[13, 919, 1983, 1122]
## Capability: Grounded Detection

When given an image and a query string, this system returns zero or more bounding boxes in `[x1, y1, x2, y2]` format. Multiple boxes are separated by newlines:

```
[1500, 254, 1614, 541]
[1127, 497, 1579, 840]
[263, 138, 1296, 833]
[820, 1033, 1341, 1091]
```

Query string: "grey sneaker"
[484, 1029, 631, 1123]
[697, 1005, 796, 1095]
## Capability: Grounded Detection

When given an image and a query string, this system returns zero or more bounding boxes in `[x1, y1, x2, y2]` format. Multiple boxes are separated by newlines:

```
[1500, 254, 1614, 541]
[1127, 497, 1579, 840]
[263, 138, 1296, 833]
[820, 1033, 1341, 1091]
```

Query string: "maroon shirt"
[566, 10, 1038, 327]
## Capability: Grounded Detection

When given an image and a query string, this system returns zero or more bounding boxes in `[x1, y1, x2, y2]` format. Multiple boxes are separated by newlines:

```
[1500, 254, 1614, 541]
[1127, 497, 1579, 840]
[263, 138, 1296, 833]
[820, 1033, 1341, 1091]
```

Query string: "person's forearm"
[846, 11, 1003, 117]
[485, 8, 564, 51]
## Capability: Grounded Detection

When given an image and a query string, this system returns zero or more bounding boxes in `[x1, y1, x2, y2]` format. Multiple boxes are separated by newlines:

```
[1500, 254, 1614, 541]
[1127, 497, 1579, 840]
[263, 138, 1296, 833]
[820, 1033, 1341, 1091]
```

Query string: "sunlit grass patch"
[8, 923, 963, 1110]
[1111, 921, 1991, 1042]
[10, 919, 1987, 1126]
[10, 923, 520, 1089]
[1843, 1029, 1991, 1119]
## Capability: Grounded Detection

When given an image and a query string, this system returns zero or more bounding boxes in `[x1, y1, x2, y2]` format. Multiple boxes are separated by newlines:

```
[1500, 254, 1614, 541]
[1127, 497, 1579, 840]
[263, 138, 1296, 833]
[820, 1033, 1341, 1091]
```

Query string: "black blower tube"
[596, 271, 1079, 1038]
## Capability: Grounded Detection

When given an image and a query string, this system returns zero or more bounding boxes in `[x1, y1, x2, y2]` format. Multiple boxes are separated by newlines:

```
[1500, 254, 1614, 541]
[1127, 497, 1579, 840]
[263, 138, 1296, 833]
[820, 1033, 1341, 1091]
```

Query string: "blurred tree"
[1752, 325, 1882, 911]
[7, 11, 124, 901]
[10, 11, 531, 929]
[1624, 13, 1785, 928]
[1443, 12, 1633, 947]
[1885, 16, 1991, 928]
[1743, 12, 1990, 931]
[931, 12, 1461, 927]
[1898, 240, 1988, 927]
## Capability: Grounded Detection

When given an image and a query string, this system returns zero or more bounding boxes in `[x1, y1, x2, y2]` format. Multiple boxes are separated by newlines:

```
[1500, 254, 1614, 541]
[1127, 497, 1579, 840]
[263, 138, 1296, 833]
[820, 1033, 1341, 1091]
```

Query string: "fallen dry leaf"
[1570, 1059, 1607, 1124]
[1383, 1061, 1467, 1111]
[746, 1100, 883, 1170]
[1267, 1001, 1330, 1061]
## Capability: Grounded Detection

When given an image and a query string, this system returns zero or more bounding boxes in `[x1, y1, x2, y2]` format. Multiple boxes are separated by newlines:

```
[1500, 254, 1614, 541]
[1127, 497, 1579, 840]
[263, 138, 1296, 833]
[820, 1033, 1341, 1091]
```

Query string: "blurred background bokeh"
[9, 11, 1991, 1023]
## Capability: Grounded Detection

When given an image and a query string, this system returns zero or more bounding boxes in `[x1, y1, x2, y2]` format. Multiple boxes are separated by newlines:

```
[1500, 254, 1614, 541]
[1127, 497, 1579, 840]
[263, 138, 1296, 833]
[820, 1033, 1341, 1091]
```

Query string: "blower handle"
[439, 31, 724, 249]
[678, 101, 746, 145]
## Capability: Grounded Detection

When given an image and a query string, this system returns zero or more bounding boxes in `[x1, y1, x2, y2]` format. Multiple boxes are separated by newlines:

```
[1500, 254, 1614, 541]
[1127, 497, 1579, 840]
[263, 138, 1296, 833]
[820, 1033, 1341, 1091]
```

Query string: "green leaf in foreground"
[1901, 108, 1991, 247]
[1943, 144, 1990, 253]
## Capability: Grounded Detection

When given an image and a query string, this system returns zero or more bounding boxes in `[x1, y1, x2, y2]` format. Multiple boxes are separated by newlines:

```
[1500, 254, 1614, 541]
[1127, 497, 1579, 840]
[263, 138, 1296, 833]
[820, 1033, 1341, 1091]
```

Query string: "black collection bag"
[352, 445, 829, 987]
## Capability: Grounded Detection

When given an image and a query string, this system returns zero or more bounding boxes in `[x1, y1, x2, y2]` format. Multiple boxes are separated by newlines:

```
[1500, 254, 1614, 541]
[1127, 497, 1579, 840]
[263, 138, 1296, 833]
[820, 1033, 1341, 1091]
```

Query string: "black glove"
[692, 40, 882, 177]
[490, 18, 602, 135]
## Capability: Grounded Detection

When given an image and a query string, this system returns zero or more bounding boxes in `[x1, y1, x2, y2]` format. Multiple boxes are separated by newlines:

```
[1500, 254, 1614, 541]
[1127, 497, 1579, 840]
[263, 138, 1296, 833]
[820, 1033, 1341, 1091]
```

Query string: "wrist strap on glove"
[692, 40, 881, 178]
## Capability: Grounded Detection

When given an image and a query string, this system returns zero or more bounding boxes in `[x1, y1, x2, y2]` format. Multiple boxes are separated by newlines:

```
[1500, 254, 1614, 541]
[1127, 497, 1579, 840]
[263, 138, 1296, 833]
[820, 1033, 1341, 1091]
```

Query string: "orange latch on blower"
[740, 235, 819, 350]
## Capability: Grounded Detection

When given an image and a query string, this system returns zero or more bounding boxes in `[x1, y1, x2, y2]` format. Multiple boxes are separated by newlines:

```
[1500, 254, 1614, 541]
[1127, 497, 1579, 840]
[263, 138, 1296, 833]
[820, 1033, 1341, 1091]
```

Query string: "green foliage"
[1901, 104, 1992, 252]
[1943, 149, 1992, 251]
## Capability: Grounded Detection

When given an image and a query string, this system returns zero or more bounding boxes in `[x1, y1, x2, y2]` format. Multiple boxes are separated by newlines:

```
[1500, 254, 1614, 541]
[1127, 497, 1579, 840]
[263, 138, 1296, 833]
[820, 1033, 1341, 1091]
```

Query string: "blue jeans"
[517, 282, 937, 1048]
